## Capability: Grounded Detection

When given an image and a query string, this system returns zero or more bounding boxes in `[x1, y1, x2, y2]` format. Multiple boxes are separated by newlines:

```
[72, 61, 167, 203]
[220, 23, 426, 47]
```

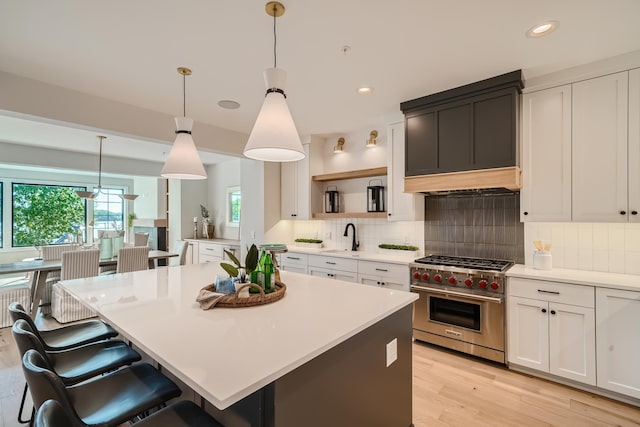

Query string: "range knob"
[464, 278, 473, 287]
[434, 274, 442, 282]
[448, 276, 457, 285]
[479, 279, 488, 289]
[413, 271, 420, 280]
[422, 273, 430, 281]
[490, 282, 500, 290]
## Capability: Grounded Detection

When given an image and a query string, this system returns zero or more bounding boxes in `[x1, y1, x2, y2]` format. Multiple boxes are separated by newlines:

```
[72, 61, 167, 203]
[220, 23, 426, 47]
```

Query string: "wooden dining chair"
[40, 244, 79, 315]
[116, 246, 149, 273]
[51, 249, 100, 324]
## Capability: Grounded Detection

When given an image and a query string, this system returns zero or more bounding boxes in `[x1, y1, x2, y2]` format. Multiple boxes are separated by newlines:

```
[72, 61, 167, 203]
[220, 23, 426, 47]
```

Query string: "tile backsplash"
[424, 193, 524, 263]
[525, 222, 640, 275]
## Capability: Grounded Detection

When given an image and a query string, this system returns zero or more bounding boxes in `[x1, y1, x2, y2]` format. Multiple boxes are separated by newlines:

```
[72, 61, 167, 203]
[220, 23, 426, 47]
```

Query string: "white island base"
[59, 264, 417, 427]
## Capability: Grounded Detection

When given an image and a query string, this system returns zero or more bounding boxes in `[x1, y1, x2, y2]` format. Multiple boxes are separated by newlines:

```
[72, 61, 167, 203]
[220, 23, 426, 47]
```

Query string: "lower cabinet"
[507, 278, 596, 386]
[308, 255, 358, 283]
[279, 253, 309, 275]
[357, 260, 408, 292]
[596, 287, 640, 399]
[199, 242, 223, 264]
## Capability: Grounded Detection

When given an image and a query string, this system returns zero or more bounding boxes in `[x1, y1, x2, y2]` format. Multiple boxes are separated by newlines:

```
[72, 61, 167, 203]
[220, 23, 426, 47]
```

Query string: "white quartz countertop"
[59, 264, 417, 409]
[285, 247, 417, 265]
[507, 264, 640, 292]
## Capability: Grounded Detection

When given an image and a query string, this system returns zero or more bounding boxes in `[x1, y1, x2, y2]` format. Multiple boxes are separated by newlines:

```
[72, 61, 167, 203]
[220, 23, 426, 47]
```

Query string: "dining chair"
[12, 319, 140, 424]
[169, 240, 189, 266]
[134, 232, 149, 247]
[40, 244, 79, 315]
[0, 280, 32, 328]
[51, 249, 100, 324]
[34, 399, 224, 427]
[116, 246, 149, 273]
[22, 349, 181, 427]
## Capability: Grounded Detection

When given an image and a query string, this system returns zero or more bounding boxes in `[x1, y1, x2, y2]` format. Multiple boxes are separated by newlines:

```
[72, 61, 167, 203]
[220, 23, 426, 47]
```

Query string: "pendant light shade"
[161, 67, 207, 180]
[243, 2, 305, 163]
[244, 68, 305, 162]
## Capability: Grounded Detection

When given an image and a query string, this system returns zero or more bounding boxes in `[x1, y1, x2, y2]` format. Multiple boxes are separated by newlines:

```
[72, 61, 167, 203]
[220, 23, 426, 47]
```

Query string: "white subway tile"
[577, 223, 593, 249]
[624, 252, 640, 275]
[592, 250, 609, 272]
[564, 247, 578, 269]
[563, 223, 579, 248]
[624, 224, 640, 252]
[592, 224, 609, 251]
[577, 247, 593, 270]
[608, 251, 625, 274]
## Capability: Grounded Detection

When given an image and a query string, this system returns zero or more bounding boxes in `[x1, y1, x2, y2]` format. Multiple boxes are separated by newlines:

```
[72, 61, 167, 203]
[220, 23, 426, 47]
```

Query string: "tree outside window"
[12, 183, 86, 247]
[227, 186, 241, 226]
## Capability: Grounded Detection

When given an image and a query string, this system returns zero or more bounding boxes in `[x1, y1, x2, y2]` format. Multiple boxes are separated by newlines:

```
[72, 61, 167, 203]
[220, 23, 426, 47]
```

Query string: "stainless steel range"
[410, 255, 513, 364]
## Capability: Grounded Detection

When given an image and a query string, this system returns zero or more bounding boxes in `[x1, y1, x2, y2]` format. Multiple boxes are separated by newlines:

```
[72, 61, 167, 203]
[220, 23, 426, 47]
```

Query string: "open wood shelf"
[312, 167, 387, 182]
[312, 212, 388, 219]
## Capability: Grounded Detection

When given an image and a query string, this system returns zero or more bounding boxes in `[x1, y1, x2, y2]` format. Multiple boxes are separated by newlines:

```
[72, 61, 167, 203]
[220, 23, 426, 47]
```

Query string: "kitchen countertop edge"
[507, 264, 640, 292]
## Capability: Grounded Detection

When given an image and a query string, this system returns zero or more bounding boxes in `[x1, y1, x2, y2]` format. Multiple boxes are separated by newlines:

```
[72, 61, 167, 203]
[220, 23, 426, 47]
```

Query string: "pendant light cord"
[273, 3, 277, 69]
[183, 72, 186, 117]
[97, 136, 104, 190]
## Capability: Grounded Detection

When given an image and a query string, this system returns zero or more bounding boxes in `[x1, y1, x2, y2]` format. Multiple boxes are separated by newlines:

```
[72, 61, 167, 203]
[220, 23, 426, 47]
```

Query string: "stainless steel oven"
[410, 255, 512, 364]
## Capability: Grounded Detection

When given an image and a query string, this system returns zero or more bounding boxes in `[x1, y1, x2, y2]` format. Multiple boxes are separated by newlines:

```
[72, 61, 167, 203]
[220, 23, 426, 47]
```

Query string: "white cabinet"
[279, 252, 308, 275]
[308, 255, 358, 283]
[521, 85, 572, 221]
[629, 68, 640, 223]
[185, 241, 198, 264]
[508, 278, 596, 385]
[572, 71, 629, 222]
[596, 287, 640, 399]
[281, 143, 311, 220]
[386, 122, 424, 221]
[199, 242, 223, 264]
[357, 260, 408, 291]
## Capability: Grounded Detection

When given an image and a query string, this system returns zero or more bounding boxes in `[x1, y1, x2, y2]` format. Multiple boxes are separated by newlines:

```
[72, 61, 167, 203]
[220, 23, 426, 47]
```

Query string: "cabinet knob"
[541, 308, 547, 313]
[550, 310, 556, 315]
[620, 211, 626, 215]
[388, 213, 392, 216]
[523, 212, 529, 216]
[632, 211, 638, 215]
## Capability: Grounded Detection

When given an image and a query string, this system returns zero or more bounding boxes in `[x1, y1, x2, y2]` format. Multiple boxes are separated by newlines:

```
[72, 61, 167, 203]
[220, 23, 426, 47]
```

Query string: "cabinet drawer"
[199, 253, 220, 264]
[358, 261, 408, 281]
[280, 252, 308, 268]
[308, 255, 358, 272]
[509, 277, 594, 308]
[199, 243, 223, 258]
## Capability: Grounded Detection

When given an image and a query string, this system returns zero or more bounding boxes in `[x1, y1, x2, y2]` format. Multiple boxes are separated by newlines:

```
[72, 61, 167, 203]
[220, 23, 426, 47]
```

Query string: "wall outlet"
[386, 338, 398, 367]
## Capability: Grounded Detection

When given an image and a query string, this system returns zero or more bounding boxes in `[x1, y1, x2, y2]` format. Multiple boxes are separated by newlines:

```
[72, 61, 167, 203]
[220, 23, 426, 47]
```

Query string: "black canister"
[367, 179, 385, 212]
[324, 186, 340, 213]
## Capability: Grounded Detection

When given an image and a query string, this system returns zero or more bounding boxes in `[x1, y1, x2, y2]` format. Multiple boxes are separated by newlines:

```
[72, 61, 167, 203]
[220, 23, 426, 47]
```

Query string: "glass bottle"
[251, 251, 266, 293]
[262, 253, 275, 294]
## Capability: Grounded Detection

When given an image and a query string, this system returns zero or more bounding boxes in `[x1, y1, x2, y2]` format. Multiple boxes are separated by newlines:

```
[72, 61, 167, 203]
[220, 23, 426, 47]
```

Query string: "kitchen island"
[59, 263, 417, 427]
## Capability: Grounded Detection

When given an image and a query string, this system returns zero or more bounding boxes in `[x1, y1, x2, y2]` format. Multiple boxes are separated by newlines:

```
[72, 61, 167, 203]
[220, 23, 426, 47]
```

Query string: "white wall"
[525, 222, 640, 275]
[133, 177, 166, 219]
[320, 127, 388, 174]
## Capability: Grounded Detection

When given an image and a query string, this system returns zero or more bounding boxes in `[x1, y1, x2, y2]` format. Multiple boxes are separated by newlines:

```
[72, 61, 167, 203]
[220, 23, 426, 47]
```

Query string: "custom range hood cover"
[401, 70, 523, 194]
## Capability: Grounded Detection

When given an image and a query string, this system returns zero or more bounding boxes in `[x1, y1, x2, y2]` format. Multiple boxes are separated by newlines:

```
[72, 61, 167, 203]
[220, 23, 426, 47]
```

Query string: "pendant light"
[75, 135, 139, 200]
[243, 1, 305, 162]
[161, 67, 207, 179]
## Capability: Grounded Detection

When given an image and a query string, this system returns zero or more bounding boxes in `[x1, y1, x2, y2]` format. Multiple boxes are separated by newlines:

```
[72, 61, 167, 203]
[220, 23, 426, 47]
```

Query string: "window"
[12, 183, 86, 247]
[227, 186, 241, 226]
[93, 188, 124, 236]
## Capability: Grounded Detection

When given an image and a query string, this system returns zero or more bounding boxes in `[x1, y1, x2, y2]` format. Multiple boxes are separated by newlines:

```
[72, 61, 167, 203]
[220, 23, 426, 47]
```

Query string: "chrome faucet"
[343, 223, 359, 251]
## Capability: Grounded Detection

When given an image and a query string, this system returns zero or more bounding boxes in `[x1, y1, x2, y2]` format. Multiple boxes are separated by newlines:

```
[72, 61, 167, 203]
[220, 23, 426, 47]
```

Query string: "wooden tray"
[197, 282, 286, 309]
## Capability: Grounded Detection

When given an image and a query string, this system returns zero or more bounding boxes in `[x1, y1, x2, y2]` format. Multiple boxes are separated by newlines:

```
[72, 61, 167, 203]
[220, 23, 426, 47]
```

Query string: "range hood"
[400, 70, 523, 194]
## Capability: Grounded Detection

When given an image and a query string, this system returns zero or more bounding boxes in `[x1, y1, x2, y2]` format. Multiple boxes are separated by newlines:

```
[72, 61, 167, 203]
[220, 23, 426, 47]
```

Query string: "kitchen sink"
[322, 249, 360, 257]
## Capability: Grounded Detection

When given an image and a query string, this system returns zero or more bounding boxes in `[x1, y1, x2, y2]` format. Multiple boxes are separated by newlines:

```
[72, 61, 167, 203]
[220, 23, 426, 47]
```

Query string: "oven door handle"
[410, 285, 503, 304]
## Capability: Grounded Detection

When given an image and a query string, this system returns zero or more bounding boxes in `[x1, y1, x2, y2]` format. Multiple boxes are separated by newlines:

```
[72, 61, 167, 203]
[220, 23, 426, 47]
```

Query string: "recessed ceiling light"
[218, 100, 241, 109]
[357, 86, 373, 95]
[526, 21, 559, 38]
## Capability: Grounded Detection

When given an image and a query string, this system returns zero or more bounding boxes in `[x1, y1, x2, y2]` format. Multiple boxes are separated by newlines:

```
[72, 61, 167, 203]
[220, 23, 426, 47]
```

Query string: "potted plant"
[200, 204, 214, 239]
[220, 244, 259, 283]
[378, 243, 420, 257]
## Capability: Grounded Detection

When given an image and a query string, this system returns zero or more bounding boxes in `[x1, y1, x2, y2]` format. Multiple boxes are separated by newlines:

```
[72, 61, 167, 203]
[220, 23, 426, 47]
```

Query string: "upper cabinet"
[281, 142, 321, 220]
[386, 122, 424, 221]
[402, 71, 522, 177]
[522, 68, 640, 222]
[521, 85, 572, 221]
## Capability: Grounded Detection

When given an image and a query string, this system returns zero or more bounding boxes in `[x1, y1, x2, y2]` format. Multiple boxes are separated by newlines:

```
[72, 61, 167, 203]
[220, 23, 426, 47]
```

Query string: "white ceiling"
[1, 0, 640, 162]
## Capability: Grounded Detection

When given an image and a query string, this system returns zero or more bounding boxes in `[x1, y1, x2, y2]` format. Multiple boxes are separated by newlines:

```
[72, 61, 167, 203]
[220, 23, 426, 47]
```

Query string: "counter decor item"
[367, 179, 385, 212]
[220, 244, 259, 285]
[196, 282, 286, 310]
[378, 243, 419, 257]
[532, 240, 552, 270]
[200, 205, 214, 238]
[294, 238, 323, 248]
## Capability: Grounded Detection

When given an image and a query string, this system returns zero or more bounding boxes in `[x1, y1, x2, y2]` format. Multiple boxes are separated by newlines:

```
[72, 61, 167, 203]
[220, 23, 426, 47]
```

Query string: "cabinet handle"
[523, 212, 528, 216]
[380, 282, 386, 286]
[388, 213, 392, 216]
[287, 257, 301, 260]
[326, 261, 336, 265]
[375, 268, 388, 272]
[632, 211, 638, 215]
[541, 308, 547, 313]
[550, 310, 556, 315]
[537, 289, 560, 295]
[291, 214, 297, 217]
[620, 210, 626, 215]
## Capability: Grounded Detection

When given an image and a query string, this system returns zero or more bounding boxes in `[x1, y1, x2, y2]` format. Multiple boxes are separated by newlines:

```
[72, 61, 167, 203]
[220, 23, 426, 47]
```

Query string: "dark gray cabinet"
[401, 71, 523, 177]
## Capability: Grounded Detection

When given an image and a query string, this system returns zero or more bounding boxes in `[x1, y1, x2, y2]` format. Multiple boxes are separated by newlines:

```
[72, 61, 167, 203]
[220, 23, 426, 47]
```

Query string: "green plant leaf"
[294, 238, 323, 243]
[378, 243, 419, 251]
[245, 244, 259, 272]
[220, 262, 238, 278]
[224, 250, 241, 267]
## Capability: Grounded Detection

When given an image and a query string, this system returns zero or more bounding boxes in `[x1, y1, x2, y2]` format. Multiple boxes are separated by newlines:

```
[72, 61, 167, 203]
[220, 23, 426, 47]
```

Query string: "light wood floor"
[1, 325, 639, 427]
